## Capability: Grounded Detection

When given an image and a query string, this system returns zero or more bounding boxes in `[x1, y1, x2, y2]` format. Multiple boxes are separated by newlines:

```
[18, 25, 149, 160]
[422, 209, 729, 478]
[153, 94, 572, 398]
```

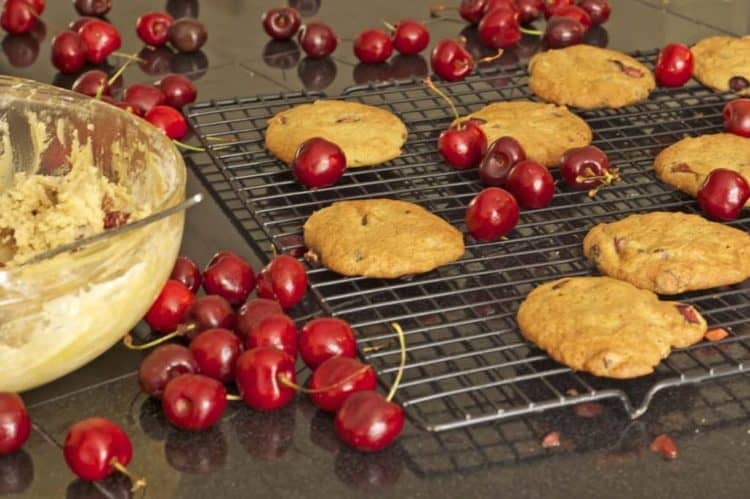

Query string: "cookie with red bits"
[692, 36, 750, 95]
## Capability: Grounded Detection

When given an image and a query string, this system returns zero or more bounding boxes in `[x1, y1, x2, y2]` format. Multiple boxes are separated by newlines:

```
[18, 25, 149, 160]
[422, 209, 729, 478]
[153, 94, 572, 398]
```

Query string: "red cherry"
[298, 22, 337, 59]
[438, 120, 487, 170]
[697, 169, 750, 221]
[236, 298, 284, 338]
[156, 73, 197, 109]
[51, 31, 87, 74]
[577, 0, 611, 25]
[724, 99, 750, 138]
[189, 328, 242, 383]
[19, 0, 44, 15]
[354, 29, 393, 64]
[123, 83, 166, 115]
[262, 7, 301, 41]
[138, 344, 198, 398]
[168, 17, 207, 53]
[63, 418, 133, 482]
[112, 100, 141, 116]
[74, 0, 111, 17]
[169, 256, 202, 293]
[391, 19, 429, 56]
[255, 255, 307, 309]
[235, 347, 296, 411]
[68, 16, 99, 33]
[77, 19, 121, 65]
[309, 357, 377, 413]
[465, 187, 520, 241]
[183, 295, 237, 340]
[485, 0, 520, 14]
[246, 313, 297, 359]
[136, 12, 175, 47]
[202, 251, 255, 306]
[478, 136, 526, 186]
[654, 43, 693, 87]
[505, 160, 555, 209]
[458, 0, 487, 23]
[560, 145, 614, 190]
[144, 279, 195, 334]
[292, 137, 346, 189]
[144, 105, 188, 140]
[544, 17, 585, 48]
[430, 39, 474, 82]
[334, 391, 404, 453]
[546, 5, 592, 30]
[478, 8, 522, 49]
[71, 69, 111, 97]
[544, 0, 574, 17]
[298, 317, 357, 369]
[1, 0, 37, 36]
[0, 393, 30, 455]
[516, 0, 545, 24]
[162, 374, 227, 431]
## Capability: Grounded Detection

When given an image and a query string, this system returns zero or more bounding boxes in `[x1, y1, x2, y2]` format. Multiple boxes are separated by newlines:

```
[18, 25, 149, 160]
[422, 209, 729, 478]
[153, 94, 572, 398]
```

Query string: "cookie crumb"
[704, 328, 729, 342]
[676, 304, 701, 324]
[541, 431, 561, 448]
[650, 434, 678, 460]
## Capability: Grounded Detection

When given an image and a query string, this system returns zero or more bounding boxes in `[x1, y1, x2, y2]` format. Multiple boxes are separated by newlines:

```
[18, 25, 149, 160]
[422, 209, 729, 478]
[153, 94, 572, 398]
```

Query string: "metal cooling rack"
[185, 49, 750, 432]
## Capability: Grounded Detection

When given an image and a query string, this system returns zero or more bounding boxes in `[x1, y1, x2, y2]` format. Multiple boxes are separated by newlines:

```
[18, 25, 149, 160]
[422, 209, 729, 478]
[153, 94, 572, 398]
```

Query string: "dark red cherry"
[144, 279, 195, 334]
[136, 11, 175, 47]
[724, 99, 750, 138]
[189, 328, 242, 383]
[236, 298, 284, 339]
[309, 357, 377, 413]
[478, 7, 521, 49]
[559, 145, 614, 190]
[0, 393, 30, 455]
[262, 7, 301, 41]
[71, 69, 111, 97]
[168, 17, 207, 53]
[697, 169, 750, 221]
[544, 17, 585, 49]
[458, 0, 487, 23]
[578, 0, 611, 25]
[354, 29, 393, 64]
[730, 76, 750, 93]
[202, 251, 255, 306]
[63, 418, 133, 482]
[544, 0, 574, 17]
[74, 0, 111, 17]
[255, 255, 307, 309]
[77, 19, 121, 65]
[123, 83, 166, 115]
[162, 374, 227, 431]
[298, 22, 337, 58]
[235, 347, 297, 411]
[170, 256, 202, 293]
[438, 120, 487, 170]
[68, 16, 99, 32]
[505, 160, 555, 209]
[546, 5, 592, 30]
[156, 73, 197, 109]
[391, 19, 429, 56]
[430, 39, 473, 82]
[1, 0, 37, 36]
[516, 0, 545, 24]
[144, 105, 188, 140]
[51, 31, 87, 74]
[465, 187, 520, 241]
[246, 313, 297, 359]
[292, 137, 346, 189]
[478, 136, 526, 186]
[298, 317, 357, 369]
[19, 0, 44, 15]
[138, 344, 199, 398]
[654, 43, 693, 87]
[183, 294, 237, 341]
[334, 391, 404, 453]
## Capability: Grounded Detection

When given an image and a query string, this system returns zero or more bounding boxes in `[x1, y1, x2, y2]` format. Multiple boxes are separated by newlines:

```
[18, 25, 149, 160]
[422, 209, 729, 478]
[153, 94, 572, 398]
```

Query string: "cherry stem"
[226, 393, 242, 401]
[386, 322, 407, 402]
[520, 27, 544, 37]
[122, 323, 196, 350]
[423, 77, 461, 122]
[277, 366, 371, 394]
[429, 4, 456, 18]
[362, 342, 389, 353]
[110, 459, 147, 492]
[172, 140, 205, 152]
[476, 49, 505, 65]
[111, 52, 146, 63]
[383, 20, 397, 32]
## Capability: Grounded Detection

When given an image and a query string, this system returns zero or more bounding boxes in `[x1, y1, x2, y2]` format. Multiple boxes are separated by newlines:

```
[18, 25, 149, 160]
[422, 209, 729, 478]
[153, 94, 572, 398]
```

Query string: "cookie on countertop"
[528, 45, 656, 109]
[459, 101, 592, 167]
[583, 212, 750, 295]
[265, 100, 408, 167]
[691, 36, 750, 95]
[653, 133, 750, 206]
[516, 276, 707, 379]
[303, 199, 464, 278]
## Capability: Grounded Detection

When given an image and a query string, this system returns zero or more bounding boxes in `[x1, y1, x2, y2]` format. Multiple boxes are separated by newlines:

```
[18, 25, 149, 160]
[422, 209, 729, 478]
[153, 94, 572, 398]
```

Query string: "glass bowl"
[0, 76, 186, 393]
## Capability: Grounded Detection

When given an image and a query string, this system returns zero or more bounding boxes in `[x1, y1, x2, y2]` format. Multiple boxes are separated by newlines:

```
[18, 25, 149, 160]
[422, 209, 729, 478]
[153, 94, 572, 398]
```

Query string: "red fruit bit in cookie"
[650, 434, 678, 460]
[610, 59, 644, 78]
[729, 76, 750, 93]
[541, 431, 561, 448]
[704, 328, 729, 342]
[676, 304, 701, 325]
[551, 279, 571, 290]
[574, 401, 604, 418]
[103, 211, 130, 229]
[613, 237, 626, 253]
[670, 163, 696, 174]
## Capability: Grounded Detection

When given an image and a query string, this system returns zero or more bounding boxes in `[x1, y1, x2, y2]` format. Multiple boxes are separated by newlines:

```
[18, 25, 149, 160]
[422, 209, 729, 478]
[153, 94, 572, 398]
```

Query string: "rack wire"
[185, 49, 750, 432]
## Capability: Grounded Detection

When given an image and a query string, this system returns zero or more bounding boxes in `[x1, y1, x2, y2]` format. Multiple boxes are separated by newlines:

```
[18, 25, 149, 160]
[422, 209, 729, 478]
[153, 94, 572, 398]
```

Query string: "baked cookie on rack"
[516, 276, 707, 379]
[583, 212, 750, 295]
[691, 36, 750, 95]
[459, 101, 592, 167]
[528, 45, 655, 109]
[303, 199, 464, 278]
[654, 133, 750, 205]
[265, 100, 408, 167]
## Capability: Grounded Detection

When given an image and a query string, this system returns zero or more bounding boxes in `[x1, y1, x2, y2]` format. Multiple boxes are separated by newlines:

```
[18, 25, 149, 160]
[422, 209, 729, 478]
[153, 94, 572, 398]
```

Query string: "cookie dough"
[692, 36, 750, 95]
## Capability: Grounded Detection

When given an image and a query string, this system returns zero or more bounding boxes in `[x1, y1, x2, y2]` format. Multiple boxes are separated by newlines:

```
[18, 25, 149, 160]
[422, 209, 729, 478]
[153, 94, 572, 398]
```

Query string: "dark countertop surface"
[3, 1, 750, 497]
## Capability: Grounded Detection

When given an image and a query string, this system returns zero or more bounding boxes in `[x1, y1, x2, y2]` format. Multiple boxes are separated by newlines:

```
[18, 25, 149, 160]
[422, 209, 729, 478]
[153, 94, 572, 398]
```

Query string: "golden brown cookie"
[583, 212, 750, 295]
[692, 36, 750, 95]
[265, 100, 408, 167]
[653, 133, 750, 206]
[303, 199, 464, 278]
[528, 45, 656, 109]
[516, 277, 707, 379]
[459, 101, 592, 167]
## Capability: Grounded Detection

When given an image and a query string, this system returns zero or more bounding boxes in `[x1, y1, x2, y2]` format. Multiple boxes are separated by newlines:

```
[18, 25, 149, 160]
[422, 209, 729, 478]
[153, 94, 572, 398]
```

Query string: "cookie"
[653, 133, 750, 206]
[459, 101, 592, 167]
[265, 100, 408, 167]
[528, 45, 656, 109]
[691, 36, 750, 95]
[303, 199, 464, 278]
[583, 212, 750, 294]
[516, 277, 707, 379]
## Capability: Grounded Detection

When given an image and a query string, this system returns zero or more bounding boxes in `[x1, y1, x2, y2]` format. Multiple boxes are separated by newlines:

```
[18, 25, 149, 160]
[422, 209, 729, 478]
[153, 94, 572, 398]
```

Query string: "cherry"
[68, 17, 99, 33]
[235, 347, 296, 411]
[578, 0, 611, 25]
[309, 357, 377, 413]
[0, 393, 30, 455]
[71, 69, 112, 97]
[465, 187, 520, 241]
[655, 43, 693, 87]
[202, 251, 255, 306]
[560, 145, 617, 192]
[246, 313, 297, 359]
[298, 22, 337, 58]
[112, 99, 141, 116]
[544, 17, 585, 49]
[2, 33, 37, 67]
[516, 0, 545, 24]
[19, 0, 44, 15]
[144, 105, 188, 140]
[256, 255, 307, 309]
[169, 256, 202, 293]
[505, 160, 555, 209]
[156, 73, 197, 109]
[136, 11, 175, 47]
[123, 83, 166, 115]
[334, 391, 404, 453]
[292, 137, 346, 189]
[724, 99, 750, 137]
[51, 31, 87, 74]
[478, 136, 526, 186]
[138, 344, 199, 398]
[183, 295, 237, 340]
[457, 0, 486, 23]
[189, 328, 242, 383]
[697, 169, 750, 221]
[78, 19, 121, 65]
[353, 29, 392, 64]
[439, 120, 487, 170]
[390, 19, 429, 56]
[236, 298, 284, 338]
[478, 8, 522, 50]
[1, 0, 36, 36]
[168, 17, 207, 53]
[486, 0, 520, 14]
[262, 7, 301, 41]
[63, 418, 140, 484]
[430, 39, 473, 82]
[162, 374, 227, 431]
[546, 5, 592, 30]
[74, 0, 111, 17]
[544, 0, 574, 17]
[298, 317, 357, 369]
[144, 279, 195, 334]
